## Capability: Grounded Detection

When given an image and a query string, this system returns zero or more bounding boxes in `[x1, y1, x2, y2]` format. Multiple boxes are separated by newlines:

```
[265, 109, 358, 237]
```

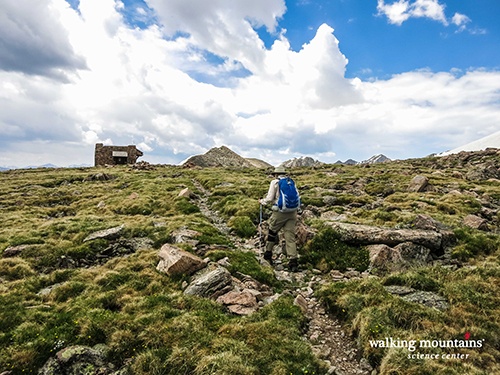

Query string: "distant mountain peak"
[182, 146, 269, 168]
[280, 156, 324, 168]
[361, 154, 391, 164]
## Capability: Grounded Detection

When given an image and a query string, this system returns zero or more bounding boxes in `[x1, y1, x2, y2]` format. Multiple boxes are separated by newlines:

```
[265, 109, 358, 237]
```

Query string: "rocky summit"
[280, 156, 324, 168]
[182, 145, 270, 168]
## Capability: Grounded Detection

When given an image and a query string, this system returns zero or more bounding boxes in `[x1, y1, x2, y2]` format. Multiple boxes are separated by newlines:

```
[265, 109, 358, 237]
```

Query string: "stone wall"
[94, 143, 143, 166]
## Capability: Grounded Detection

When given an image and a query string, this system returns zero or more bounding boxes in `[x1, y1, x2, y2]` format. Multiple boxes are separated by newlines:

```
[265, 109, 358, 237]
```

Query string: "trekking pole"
[259, 203, 263, 253]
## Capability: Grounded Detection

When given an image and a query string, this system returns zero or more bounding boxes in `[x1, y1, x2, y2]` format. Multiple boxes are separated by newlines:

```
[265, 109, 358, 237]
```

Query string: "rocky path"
[273, 270, 372, 375]
[191, 179, 234, 237]
[192, 178, 373, 375]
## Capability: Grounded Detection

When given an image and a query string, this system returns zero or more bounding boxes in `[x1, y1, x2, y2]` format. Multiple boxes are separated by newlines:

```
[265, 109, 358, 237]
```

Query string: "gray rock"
[408, 175, 429, 193]
[394, 242, 432, 265]
[411, 214, 449, 232]
[402, 291, 449, 311]
[83, 225, 124, 242]
[329, 222, 446, 252]
[384, 285, 416, 296]
[367, 244, 404, 273]
[217, 290, 259, 315]
[38, 345, 118, 375]
[157, 244, 206, 276]
[3, 245, 32, 257]
[293, 294, 309, 315]
[170, 228, 201, 246]
[184, 264, 233, 299]
[463, 214, 489, 231]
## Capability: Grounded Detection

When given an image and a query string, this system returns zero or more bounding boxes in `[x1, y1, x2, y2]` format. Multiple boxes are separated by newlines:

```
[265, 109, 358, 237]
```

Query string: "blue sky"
[0, 0, 499, 167]
[277, 1, 500, 78]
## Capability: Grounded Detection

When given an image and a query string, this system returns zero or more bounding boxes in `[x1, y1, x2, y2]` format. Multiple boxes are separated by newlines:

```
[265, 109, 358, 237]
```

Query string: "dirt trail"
[191, 179, 233, 237]
[192, 178, 373, 375]
[292, 272, 373, 375]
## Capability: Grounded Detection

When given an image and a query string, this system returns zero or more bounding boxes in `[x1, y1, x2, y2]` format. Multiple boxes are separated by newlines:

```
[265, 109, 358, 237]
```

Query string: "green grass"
[317, 262, 500, 374]
[0, 153, 499, 374]
[300, 226, 369, 272]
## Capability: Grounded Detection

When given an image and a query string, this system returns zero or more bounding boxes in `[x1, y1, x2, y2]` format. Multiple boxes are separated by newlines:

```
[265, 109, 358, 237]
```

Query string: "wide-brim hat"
[273, 166, 286, 174]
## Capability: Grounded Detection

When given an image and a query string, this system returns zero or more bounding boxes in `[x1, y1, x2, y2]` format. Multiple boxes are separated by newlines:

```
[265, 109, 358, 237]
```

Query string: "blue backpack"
[277, 177, 300, 212]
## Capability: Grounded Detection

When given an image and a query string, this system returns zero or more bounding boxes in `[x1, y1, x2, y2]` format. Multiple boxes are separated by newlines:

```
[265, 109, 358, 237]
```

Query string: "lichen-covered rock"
[394, 242, 432, 265]
[38, 345, 121, 375]
[184, 264, 233, 299]
[402, 291, 449, 311]
[329, 222, 445, 252]
[83, 225, 124, 242]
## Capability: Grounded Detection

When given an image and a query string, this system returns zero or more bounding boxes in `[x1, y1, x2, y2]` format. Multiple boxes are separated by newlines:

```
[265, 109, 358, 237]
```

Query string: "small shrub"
[50, 281, 87, 303]
[207, 249, 278, 287]
[373, 209, 398, 224]
[301, 227, 369, 272]
[437, 202, 456, 215]
[365, 182, 395, 197]
[0, 258, 35, 281]
[452, 228, 499, 261]
[174, 197, 200, 215]
[228, 216, 256, 238]
[383, 270, 441, 292]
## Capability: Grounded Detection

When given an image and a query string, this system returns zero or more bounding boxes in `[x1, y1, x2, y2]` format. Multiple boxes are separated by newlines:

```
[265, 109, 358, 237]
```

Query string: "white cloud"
[451, 12, 471, 33]
[377, 0, 411, 26]
[0, 0, 87, 80]
[147, 0, 286, 75]
[377, 0, 448, 26]
[0, 0, 498, 167]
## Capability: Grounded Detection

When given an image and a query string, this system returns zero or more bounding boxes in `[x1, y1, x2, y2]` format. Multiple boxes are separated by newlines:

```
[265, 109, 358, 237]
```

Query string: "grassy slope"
[0, 158, 498, 374]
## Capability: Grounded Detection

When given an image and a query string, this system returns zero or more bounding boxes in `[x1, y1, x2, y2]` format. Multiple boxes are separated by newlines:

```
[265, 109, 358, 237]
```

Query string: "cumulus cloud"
[451, 13, 471, 33]
[147, 0, 286, 74]
[377, 0, 448, 26]
[0, 0, 498, 167]
[0, 0, 87, 81]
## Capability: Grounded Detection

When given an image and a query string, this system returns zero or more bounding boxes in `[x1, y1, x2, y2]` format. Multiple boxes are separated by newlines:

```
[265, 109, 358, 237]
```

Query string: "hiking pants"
[266, 210, 297, 260]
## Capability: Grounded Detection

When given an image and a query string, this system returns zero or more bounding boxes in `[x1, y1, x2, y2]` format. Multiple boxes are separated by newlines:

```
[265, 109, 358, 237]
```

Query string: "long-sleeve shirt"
[260, 177, 283, 206]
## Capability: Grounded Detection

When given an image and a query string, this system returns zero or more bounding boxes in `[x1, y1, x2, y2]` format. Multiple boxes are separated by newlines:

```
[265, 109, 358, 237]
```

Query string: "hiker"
[259, 166, 300, 272]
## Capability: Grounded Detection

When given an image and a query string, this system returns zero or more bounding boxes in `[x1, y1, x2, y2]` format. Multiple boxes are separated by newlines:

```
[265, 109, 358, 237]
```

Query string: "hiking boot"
[288, 258, 298, 272]
[263, 251, 273, 265]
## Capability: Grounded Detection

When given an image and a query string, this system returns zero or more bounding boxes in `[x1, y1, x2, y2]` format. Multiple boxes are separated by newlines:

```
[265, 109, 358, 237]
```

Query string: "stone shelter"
[94, 143, 143, 166]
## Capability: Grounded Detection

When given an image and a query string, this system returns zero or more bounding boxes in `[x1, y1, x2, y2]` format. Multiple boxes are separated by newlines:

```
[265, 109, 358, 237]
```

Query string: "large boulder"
[329, 222, 445, 252]
[157, 244, 206, 276]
